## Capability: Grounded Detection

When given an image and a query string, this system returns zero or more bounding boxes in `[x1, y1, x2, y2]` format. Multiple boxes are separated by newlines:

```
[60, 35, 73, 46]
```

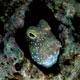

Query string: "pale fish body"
[26, 19, 61, 68]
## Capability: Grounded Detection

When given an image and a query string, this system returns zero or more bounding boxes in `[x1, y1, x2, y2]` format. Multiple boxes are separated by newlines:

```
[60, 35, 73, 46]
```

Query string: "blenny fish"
[26, 19, 61, 68]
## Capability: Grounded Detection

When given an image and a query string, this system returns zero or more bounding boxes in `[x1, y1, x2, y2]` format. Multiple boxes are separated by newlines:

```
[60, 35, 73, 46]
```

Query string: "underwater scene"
[0, 0, 80, 80]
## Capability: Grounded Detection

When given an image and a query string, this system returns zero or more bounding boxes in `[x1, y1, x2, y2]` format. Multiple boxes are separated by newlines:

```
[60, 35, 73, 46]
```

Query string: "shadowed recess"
[76, 0, 80, 3]
[72, 15, 80, 42]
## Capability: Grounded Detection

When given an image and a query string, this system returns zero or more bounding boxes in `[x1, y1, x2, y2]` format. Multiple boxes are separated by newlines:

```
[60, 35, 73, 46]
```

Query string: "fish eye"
[27, 30, 38, 39]
[29, 32, 36, 39]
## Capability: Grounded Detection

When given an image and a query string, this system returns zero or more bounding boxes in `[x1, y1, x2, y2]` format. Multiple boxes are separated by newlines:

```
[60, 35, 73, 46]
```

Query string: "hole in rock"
[15, 63, 22, 71]
[15, 0, 61, 75]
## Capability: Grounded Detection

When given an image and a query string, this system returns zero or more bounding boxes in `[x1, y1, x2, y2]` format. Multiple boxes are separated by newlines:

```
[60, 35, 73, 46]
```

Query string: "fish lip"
[37, 49, 60, 68]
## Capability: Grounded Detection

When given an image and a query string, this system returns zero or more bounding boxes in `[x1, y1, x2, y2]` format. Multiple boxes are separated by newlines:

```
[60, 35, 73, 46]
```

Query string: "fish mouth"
[32, 48, 60, 68]
[40, 49, 60, 68]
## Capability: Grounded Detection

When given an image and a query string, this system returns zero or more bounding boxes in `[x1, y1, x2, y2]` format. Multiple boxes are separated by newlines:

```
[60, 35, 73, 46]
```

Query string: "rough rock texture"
[0, 0, 80, 80]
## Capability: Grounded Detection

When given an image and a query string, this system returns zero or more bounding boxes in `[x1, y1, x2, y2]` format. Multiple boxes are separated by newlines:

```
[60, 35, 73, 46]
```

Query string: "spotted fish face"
[26, 19, 61, 68]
